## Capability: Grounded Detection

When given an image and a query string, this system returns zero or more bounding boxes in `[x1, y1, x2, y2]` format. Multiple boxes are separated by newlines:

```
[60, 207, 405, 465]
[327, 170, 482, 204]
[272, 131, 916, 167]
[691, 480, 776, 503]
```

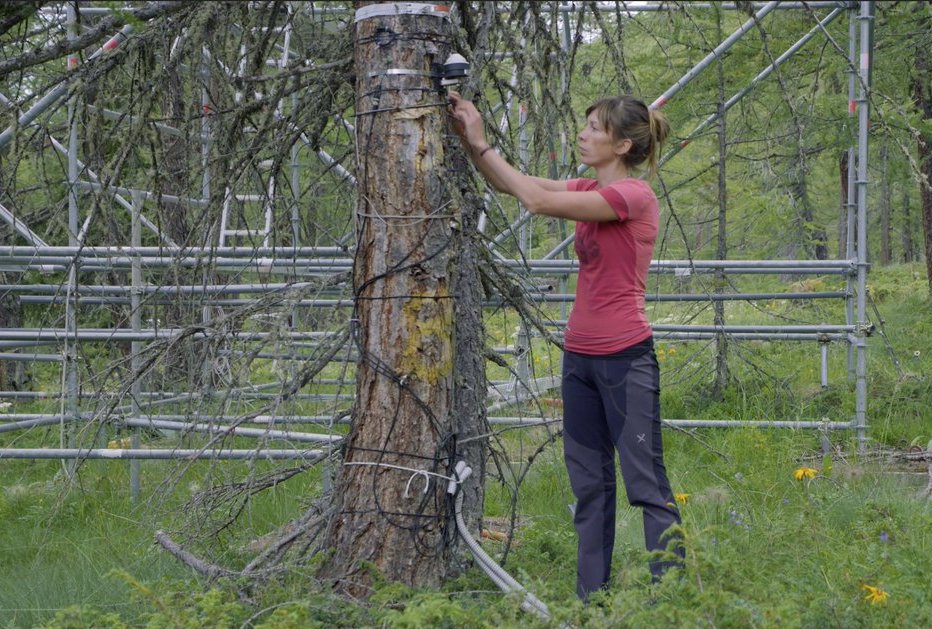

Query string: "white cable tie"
[344, 461, 454, 497]
[366, 68, 435, 79]
[355, 3, 450, 22]
[404, 469, 431, 497]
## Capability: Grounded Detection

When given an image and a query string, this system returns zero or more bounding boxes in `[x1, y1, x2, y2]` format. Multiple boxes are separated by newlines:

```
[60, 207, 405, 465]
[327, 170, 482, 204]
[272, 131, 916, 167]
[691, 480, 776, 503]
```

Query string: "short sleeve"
[566, 178, 589, 192]
[597, 185, 631, 221]
[597, 179, 655, 222]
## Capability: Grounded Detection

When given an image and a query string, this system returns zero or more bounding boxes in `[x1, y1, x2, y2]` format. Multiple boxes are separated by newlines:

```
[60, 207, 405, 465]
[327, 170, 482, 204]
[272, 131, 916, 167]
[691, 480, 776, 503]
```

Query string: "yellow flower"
[793, 467, 818, 481]
[674, 493, 689, 504]
[861, 584, 889, 605]
[107, 437, 132, 449]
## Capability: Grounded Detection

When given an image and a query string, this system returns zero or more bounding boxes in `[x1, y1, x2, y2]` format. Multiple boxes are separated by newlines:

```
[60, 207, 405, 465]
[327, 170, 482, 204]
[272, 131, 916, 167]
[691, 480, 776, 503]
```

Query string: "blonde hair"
[586, 96, 670, 178]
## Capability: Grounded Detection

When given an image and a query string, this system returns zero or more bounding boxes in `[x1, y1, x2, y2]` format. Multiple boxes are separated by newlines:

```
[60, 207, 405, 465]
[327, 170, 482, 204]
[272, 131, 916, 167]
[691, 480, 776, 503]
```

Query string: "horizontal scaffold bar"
[0, 253, 858, 276]
[0, 448, 327, 460]
[12, 290, 849, 308]
[0, 246, 347, 256]
[548, 323, 854, 333]
[0, 328, 339, 342]
[0, 413, 342, 442]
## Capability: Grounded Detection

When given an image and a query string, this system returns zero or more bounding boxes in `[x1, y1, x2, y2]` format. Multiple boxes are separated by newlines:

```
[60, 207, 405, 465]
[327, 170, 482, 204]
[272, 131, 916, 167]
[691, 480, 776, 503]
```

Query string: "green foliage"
[3, 397, 932, 627]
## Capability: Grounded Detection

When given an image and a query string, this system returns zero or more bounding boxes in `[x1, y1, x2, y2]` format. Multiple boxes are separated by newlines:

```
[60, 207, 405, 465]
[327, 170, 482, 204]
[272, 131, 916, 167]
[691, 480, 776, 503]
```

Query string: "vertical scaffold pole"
[854, 0, 874, 451]
[63, 5, 80, 471]
[130, 192, 143, 501]
[845, 4, 857, 381]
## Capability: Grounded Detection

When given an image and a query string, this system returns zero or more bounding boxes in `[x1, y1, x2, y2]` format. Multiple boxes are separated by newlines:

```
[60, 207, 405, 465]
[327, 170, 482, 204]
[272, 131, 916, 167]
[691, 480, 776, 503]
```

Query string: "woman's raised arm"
[449, 93, 616, 222]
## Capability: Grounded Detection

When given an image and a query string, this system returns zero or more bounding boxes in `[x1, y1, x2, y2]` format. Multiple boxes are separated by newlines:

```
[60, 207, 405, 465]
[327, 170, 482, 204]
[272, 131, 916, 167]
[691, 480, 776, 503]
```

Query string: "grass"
[0, 264, 930, 627]
[0, 464, 190, 626]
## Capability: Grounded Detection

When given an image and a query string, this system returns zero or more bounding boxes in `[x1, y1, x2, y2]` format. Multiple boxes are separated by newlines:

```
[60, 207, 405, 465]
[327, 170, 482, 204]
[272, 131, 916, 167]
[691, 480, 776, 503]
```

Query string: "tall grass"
[1, 265, 929, 627]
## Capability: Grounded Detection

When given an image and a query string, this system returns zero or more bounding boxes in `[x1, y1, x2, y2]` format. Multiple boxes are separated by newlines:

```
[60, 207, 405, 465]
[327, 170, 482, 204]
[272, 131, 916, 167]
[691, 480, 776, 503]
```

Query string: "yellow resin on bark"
[400, 295, 453, 384]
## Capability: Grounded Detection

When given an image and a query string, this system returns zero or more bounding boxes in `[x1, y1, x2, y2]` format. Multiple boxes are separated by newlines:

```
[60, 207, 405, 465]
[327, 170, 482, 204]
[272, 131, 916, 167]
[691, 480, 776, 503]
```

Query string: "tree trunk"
[758, 16, 826, 262]
[0, 162, 25, 390]
[902, 188, 914, 263]
[879, 143, 891, 265]
[320, 1, 471, 596]
[914, 2, 932, 293]
[0, 273, 24, 391]
[448, 159, 488, 561]
[712, 8, 728, 399]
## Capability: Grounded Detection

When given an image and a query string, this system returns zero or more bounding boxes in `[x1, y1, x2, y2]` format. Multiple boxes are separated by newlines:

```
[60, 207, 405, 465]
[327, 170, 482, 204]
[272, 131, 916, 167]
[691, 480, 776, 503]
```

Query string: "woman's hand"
[448, 91, 489, 154]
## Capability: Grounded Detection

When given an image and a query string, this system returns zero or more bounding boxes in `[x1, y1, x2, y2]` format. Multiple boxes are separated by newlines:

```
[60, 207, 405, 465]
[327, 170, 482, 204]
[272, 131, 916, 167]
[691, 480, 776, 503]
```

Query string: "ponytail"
[646, 109, 670, 179]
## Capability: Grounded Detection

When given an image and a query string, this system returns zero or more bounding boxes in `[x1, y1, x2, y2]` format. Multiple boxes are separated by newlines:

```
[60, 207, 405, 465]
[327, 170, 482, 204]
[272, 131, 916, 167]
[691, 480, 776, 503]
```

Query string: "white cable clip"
[447, 460, 472, 495]
[404, 469, 431, 497]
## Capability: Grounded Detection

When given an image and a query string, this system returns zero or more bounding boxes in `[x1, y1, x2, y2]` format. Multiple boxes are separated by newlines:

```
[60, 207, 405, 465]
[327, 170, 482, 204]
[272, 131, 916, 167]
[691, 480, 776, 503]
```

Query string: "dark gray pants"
[562, 339, 683, 599]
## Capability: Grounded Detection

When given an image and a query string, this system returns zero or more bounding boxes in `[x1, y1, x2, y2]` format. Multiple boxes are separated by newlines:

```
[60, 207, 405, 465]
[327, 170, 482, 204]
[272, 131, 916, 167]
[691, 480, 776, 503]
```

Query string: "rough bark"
[879, 143, 891, 265]
[137, 32, 200, 391]
[447, 157, 488, 562]
[0, 165, 25, 389]
[0, 274, 25, 390]
[902, 188, 914, 263]
[914, 1, 932, 293]
[757, 18, 826, 261]
[319, 2, 471, 596]
[712, 10, 728, 399]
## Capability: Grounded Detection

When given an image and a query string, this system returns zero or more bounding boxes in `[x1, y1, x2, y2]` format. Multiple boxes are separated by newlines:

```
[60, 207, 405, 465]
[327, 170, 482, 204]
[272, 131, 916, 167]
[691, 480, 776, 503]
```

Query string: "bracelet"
[477, 145, 493, 158]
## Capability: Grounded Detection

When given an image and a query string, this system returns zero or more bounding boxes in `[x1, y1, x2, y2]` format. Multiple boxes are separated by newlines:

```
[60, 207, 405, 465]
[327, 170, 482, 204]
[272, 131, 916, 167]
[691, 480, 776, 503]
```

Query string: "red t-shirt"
[564, 178, 659, 355]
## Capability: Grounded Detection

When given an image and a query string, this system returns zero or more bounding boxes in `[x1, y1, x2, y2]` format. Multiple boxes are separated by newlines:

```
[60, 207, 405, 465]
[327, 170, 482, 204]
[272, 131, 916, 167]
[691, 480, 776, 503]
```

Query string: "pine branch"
[0, 1, 194, 80]
[0, 1, 40, 38]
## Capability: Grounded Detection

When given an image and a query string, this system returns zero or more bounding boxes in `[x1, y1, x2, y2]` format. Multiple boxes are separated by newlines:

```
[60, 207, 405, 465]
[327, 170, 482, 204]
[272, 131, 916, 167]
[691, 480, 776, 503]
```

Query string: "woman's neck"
[595, 161, 629, 188]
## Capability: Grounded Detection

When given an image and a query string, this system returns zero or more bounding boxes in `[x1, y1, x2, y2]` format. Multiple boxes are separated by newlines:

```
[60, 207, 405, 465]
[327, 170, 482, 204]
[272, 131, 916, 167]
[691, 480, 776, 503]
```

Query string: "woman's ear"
[615, 138, 633, 157]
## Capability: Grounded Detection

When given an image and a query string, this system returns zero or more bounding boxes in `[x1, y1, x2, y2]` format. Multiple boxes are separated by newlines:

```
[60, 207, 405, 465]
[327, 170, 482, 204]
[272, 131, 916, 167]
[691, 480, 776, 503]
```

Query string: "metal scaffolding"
[0, 1, 876, 483]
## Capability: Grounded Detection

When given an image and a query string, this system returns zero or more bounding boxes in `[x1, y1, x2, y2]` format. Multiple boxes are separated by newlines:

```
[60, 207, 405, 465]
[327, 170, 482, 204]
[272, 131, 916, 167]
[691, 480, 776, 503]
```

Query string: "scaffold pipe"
[651, 1, 781, 109]
[0, 24, 135, 151]
[0, 448, 327, 460]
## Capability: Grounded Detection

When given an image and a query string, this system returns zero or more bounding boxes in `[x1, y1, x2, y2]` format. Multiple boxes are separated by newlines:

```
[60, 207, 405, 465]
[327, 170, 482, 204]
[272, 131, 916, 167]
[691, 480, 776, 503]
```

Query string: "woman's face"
[577, 112, 630, 168]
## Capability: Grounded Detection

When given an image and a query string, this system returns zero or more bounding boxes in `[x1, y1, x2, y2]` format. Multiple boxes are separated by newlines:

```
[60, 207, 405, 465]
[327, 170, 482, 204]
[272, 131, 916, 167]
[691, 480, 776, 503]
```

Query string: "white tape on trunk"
[355, 3, 450, 22]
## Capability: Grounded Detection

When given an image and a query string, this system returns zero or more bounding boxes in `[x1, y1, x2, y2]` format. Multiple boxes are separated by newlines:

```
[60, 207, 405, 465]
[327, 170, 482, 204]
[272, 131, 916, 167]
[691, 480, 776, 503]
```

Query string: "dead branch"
[0, 1, 40, 38]
[155, 530, 242, 581]
[242, 499, 332, 573]
[0, 2, 195, 79]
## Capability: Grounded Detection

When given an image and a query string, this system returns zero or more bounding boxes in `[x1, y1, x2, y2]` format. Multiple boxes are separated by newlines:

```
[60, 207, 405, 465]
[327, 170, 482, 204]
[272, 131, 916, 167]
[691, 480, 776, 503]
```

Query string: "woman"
[449, 92, 684, 600]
